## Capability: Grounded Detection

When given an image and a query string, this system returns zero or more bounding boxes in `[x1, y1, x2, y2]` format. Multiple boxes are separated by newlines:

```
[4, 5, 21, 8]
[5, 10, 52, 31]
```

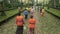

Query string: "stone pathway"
[0, 6, 60, 34]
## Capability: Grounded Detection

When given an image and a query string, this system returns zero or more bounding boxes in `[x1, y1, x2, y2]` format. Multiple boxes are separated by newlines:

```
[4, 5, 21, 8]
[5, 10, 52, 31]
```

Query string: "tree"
[30, 0, 34, 5]
[0, 1, 6, 16]
[48, 0, 60, 9]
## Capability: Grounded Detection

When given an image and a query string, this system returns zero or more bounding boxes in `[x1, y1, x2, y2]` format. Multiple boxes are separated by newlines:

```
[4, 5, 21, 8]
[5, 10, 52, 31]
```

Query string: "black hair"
[24, 9, 27, 11]
[32, 7, 33, 8]
[42, 7, 44, 9]
[30, 16, 33, 18]
[18, 13, 21, 16]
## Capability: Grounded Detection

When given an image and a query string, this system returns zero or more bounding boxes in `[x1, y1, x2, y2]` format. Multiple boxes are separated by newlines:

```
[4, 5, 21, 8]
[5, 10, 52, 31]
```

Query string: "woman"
[41, 7, 44, 16]
[16, 13, 24, 34]
[28, 16, 36, 34]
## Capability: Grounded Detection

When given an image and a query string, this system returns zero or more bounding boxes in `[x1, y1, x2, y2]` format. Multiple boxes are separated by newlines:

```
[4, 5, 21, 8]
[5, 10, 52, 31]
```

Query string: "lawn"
[0, 9, 18, 22]
[0, 7, 26, 23]
[45, 7, 60, 17]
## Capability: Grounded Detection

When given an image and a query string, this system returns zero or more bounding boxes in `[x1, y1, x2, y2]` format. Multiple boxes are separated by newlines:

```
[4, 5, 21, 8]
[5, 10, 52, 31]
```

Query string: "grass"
[0, 9, 18, 22]
[0, 7, 26, 22]
[45, 7, 60, 17]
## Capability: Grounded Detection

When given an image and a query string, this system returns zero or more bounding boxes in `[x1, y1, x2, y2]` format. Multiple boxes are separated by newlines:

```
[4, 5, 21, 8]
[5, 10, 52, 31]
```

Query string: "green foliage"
[45, 7, 60, 17]
[48, 0, 60, 9]
[0, 7, 25, 22]
[0, 9, 18, 22]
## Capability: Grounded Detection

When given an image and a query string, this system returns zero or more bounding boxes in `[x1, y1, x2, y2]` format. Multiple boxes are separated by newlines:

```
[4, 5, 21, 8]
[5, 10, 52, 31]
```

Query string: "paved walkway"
[0, 7, 60, 34]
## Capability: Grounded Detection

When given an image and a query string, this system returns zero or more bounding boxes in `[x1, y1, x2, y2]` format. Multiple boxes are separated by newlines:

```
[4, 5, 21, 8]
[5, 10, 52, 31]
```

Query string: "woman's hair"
[32, 7, 33, 8]
[42, 7, 44, 9]
[24, 9, 27, 11]
[18, 13, 21, 16]
[30, 16, 33, 18]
